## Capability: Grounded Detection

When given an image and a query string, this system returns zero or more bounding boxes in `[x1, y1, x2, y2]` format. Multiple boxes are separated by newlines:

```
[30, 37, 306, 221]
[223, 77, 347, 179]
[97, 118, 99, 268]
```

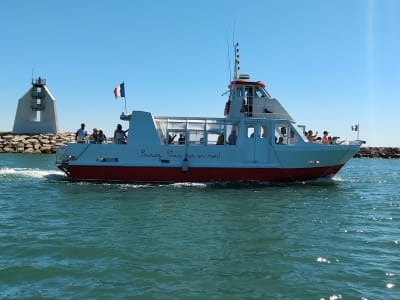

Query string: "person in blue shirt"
[75, 123, 87, 143]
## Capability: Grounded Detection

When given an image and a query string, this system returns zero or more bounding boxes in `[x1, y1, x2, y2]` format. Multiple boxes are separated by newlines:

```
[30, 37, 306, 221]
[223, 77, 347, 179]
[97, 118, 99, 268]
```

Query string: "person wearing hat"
[88, 128, 99, 144]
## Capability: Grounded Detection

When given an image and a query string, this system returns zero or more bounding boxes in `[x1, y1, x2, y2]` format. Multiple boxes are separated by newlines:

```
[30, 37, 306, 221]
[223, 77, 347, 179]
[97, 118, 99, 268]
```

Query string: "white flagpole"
[122, 81, 127, 114]
[357, 123, 360, 140]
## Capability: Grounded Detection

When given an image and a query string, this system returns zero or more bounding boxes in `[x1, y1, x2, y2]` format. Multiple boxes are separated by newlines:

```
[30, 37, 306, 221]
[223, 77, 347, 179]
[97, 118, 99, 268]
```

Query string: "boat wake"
[0, 167, 66, 181]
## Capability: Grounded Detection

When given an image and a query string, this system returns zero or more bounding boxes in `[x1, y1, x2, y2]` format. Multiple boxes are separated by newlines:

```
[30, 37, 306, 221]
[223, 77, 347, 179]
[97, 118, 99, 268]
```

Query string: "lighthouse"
[12, 77, 58, 134]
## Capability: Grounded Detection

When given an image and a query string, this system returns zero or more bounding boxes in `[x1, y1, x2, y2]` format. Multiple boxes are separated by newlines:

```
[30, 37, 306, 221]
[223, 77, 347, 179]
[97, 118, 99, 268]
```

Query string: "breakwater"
[0, 132, 75, 154]
[0, 132, 399, 158]
[354, 146, 400, 159]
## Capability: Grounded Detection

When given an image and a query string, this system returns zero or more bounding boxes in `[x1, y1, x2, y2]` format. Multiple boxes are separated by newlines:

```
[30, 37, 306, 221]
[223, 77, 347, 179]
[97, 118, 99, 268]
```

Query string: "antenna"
[226, 29, 232, 82]
[233, 42, 240, 80]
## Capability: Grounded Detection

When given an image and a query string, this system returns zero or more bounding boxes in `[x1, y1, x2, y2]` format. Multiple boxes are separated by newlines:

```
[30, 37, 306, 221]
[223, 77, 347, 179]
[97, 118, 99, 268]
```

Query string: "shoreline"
[0, 132, 399, 158]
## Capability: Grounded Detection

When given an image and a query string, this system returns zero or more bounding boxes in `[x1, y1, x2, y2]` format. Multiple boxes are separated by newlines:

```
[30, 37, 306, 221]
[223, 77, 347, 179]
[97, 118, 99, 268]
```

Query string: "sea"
[0, 153, 398, 300]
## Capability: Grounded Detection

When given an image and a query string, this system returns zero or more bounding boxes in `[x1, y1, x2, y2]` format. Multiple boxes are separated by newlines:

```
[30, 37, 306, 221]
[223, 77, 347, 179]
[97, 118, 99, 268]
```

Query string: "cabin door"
[244, 122, 270, 163]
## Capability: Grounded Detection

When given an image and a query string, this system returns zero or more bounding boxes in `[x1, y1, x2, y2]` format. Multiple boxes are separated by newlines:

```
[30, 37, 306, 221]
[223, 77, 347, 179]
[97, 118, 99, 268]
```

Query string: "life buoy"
[224, 100, 231, 116]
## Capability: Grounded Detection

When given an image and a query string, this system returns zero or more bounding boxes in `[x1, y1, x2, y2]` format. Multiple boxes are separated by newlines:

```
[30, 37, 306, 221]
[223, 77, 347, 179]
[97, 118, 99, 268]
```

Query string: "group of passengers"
[75, 123, 128, 144]
[304, 130, 343, 145]
[167, 131, 237, 146]
[168, 133, 186, 145]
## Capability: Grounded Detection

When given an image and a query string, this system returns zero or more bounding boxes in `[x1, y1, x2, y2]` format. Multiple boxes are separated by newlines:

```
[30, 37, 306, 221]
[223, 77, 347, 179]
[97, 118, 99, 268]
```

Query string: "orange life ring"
[224, 100, 231, 116]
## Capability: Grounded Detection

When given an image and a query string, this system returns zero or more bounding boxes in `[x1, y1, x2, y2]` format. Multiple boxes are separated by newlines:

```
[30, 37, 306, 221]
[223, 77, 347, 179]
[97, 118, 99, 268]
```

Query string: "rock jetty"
[354, 147, 400, 159]
[0, 132, 76, 154]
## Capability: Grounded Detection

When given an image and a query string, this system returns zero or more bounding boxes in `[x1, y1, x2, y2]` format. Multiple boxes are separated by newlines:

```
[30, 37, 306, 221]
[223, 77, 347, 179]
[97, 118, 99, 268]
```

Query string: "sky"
[1, 0, 399, 147]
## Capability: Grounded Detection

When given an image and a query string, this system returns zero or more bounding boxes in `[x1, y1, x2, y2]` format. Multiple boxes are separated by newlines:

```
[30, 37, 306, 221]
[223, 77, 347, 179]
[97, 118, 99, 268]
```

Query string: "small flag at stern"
[351, 124, 358, 131]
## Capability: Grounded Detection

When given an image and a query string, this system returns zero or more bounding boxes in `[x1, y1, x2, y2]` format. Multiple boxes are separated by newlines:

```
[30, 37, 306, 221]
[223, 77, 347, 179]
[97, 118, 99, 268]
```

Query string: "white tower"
[12, 77, 58, 134]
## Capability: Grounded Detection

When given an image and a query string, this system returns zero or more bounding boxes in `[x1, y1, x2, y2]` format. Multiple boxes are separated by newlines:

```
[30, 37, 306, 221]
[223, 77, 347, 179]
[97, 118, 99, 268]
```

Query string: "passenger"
[114, 124, 127, 144]
[75, 123, 87, 143]
[88, 128, 99, 144]
[322, 131, 329, 144]
[228, 130, 237, 145]
[97, 129, 107, 144]
[178, 133, 185, 144]
[332, 136, 344, 145]
[216, 134, 225, 145]
[306, 130, 318, 142]
[168, 133, 177, 144]
[240, 99, 247, 113]
[276, 137, 284, 144]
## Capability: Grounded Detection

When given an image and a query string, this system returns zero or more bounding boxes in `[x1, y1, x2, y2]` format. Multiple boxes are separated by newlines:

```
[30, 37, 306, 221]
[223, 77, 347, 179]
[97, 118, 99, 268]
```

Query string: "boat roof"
[229, 80, 266, 89]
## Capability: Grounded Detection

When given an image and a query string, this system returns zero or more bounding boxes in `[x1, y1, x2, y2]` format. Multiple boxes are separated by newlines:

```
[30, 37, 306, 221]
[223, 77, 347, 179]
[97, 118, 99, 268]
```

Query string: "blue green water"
[0, 154, 399, 299]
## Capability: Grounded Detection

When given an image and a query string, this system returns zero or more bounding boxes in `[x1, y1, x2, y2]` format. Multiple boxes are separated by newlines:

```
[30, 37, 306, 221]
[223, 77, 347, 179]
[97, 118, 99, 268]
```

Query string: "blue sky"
[1, 0, 399, 147]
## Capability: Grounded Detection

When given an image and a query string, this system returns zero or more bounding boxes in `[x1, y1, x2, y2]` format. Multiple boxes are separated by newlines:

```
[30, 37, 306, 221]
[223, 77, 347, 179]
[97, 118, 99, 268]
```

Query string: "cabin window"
[187, 130, 204, 144]
[246, 125, 255, 138]
[261, 125, 268, 138]
[255, 87, 265, 98]
[288, 127, 299, 145]
[208, 131, 225, 145]
[275, 123, 298, 145]
[206, 121, 225, 145]
[238, 87, 246, 97]
[275, 123, 288, 145]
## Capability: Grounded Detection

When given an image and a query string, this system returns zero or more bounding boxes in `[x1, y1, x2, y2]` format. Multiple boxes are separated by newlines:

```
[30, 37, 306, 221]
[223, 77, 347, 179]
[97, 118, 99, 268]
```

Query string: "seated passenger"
[276, 137, 284, 144]
[216, 134, 224, 145]
[97, 129, 107, 144]
[228, 130, 237, 145]
[178, 133, 185, 144]
[331, 136, 344, 145]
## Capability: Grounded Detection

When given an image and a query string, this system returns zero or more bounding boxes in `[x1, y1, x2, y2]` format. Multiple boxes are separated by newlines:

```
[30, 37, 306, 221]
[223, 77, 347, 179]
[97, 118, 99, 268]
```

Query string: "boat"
[56, 43, 362, 183]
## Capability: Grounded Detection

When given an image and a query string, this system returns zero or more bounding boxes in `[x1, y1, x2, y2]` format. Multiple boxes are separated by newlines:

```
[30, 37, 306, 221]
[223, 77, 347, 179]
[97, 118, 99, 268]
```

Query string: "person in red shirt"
[322, 131, 329, 144]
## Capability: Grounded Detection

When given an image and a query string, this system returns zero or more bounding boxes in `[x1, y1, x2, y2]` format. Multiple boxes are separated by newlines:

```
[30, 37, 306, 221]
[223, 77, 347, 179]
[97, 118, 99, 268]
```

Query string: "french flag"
[351, 124, 358, 131]
[114, 82, 125, 99]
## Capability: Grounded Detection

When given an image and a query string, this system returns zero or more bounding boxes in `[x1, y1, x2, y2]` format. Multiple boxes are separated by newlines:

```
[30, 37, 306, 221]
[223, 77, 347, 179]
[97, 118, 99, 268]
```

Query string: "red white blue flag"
[351, 124, 358, 131]
[114, 82, 125, 99]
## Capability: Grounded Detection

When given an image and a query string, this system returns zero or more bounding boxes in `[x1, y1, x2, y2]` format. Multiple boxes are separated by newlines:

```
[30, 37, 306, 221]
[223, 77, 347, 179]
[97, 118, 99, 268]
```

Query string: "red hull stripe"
[58, 164, 344, 183]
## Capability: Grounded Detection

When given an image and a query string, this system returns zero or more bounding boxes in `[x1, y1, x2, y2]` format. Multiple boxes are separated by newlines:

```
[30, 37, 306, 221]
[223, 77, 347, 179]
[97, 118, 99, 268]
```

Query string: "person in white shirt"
[113, 124, 127, 144]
